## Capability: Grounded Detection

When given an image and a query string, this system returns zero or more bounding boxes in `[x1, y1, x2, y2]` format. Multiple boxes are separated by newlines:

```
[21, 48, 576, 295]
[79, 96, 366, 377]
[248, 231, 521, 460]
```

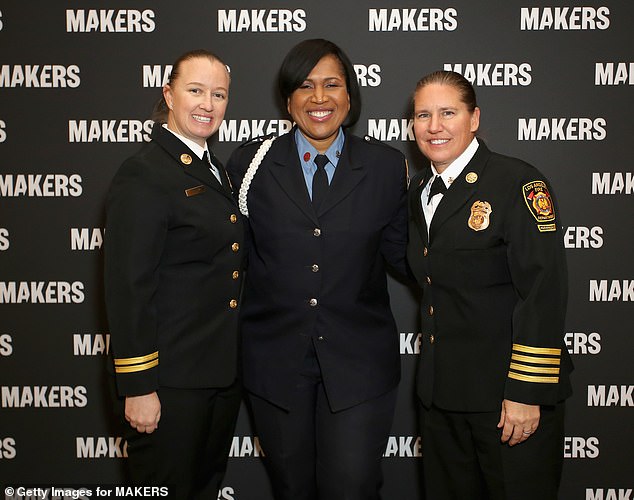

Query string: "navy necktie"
[427, 175, 446, 204]
[312, 154, 329, 208]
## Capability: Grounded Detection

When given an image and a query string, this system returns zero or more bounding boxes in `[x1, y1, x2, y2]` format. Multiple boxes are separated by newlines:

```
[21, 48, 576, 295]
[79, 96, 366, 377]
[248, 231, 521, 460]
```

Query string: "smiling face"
[413, 83, 480, 173]
[286, 54, 351, 153]
[163, 57, 229, 147]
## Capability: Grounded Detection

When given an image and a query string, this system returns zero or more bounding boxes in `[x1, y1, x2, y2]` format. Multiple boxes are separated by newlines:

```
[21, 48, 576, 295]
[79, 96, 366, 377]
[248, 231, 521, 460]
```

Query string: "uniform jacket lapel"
[411, 168, 433, 246]
[151, 123, 234, 201]
[318, 131, 367, 217]
[211, 155, 235, 197]
[429, 140, 491, 242]
[263, 129, 367, 222]
[267, 132, 319, 225]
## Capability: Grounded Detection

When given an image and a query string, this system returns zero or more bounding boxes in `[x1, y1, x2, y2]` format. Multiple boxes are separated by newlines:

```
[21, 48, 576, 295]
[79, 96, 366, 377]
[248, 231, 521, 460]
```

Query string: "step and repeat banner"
[1, 1, 632, 499]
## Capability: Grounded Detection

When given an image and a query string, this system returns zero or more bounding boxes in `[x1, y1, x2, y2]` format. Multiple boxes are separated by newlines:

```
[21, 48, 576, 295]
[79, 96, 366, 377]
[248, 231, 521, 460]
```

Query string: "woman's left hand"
[498, 399, 540, 446]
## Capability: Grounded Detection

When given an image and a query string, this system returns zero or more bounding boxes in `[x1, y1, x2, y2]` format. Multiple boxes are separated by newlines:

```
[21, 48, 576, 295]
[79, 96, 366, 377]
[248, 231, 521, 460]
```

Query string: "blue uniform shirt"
[294, 127, 345, 200]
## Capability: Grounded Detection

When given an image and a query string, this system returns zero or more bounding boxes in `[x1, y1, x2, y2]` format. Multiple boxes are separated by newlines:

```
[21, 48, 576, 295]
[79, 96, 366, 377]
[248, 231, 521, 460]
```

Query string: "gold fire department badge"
[180, 153, 193, 165]
[468, 200, 492, 231]
[465, 172, 478, 183]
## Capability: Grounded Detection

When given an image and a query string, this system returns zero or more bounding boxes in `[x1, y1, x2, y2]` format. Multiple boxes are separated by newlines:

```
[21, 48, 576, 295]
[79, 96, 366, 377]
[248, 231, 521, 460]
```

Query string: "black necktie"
[427, 175, 446, 205]
[312, 154, 329, 208]
[204, 151, 223, 186]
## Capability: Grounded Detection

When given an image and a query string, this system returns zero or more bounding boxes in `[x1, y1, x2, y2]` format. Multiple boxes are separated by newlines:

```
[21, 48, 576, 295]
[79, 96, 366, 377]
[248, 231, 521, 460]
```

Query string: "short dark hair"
[151, 49, 230, 123]
[278, 39, 361, 127]
[413, 70, 478, 112]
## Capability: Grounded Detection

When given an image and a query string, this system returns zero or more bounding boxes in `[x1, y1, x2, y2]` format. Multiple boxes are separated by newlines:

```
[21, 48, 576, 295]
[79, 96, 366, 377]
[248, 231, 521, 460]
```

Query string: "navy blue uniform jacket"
[227, 129, 408, 412]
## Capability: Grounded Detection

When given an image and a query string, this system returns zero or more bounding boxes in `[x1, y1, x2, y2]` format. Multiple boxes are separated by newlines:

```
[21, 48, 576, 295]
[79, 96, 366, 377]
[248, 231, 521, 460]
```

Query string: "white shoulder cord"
[238, 137, 275, 217]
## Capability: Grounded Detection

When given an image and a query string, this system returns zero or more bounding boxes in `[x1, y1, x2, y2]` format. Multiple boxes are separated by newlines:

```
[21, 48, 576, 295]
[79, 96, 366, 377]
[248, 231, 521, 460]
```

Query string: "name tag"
[185, 185, 205, 197]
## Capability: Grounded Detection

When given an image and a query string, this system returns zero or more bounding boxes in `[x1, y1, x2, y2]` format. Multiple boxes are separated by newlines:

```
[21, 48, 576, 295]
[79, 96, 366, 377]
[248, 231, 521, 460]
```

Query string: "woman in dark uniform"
[407, 70, 573, 500]
[104, 49, 244, 499]
[226, 39, 408, 500]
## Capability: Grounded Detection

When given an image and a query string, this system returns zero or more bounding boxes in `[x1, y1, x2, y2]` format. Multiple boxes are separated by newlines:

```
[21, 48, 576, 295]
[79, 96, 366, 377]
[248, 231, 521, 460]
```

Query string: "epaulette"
[239, 134, 277, 149]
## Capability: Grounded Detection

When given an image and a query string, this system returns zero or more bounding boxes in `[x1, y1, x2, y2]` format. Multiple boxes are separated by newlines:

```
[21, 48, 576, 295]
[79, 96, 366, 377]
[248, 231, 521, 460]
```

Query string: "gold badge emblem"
[533, 192, 552, 215]
[522, 180, 556, 222]
[180, 153, 192, 165]
[465, 172, 478, 184]
[468, 200, 492, 231]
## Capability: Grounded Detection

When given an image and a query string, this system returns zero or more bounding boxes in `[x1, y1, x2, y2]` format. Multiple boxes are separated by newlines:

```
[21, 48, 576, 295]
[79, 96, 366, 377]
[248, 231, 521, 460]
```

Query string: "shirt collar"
[162, 123, 209, 160]
[295, 127, 345, 168]
[431, 137, 479, 187]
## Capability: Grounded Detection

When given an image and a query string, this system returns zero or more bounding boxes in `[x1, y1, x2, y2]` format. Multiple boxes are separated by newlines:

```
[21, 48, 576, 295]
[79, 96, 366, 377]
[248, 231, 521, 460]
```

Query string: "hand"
[125, 392, 161, 434]
[497, 399, 540, 446]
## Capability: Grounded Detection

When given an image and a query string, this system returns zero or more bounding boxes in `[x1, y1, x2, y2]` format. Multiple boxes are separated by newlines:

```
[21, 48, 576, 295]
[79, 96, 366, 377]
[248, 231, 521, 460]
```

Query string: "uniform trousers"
[248, 343, 397, 500]
[123, 381, 241, 500]
[420, 401, 565, 500]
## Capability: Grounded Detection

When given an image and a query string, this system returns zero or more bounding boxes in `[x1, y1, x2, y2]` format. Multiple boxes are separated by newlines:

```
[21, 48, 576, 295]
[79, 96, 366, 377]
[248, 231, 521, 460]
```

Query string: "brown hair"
[413, 70, 477, 112]
[151, 49, 230, 123]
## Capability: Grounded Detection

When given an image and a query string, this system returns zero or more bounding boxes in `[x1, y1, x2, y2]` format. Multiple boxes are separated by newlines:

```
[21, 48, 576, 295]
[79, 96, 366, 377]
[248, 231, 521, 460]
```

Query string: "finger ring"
[522, 430, 532, 435]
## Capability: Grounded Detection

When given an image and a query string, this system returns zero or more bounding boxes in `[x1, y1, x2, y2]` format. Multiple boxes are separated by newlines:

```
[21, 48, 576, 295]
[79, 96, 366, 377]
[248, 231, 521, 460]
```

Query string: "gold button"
[429, 305, 434, 316]
[426, 276, 432, 285]
[229, 299, 238, 309]
[423, 247, 428, 257]
[313, 228, 321, 237]
[232, 271, 239, 280]
[429, 334, 435, 344]
[309, 298, 318, 307]
[311, 264, 319, 273]
[231, 242, 240, 252]
[230, 214, 237, 223]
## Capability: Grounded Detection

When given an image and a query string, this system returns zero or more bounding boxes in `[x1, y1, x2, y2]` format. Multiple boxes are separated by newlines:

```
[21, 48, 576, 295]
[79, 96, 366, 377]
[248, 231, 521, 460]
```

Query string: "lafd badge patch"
[523, 180, 556, 223]
[468, 200, 492, 231]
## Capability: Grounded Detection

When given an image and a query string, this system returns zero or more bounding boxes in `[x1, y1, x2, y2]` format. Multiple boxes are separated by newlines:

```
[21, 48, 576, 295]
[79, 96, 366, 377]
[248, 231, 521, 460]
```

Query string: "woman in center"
[227, 39, 408, 500]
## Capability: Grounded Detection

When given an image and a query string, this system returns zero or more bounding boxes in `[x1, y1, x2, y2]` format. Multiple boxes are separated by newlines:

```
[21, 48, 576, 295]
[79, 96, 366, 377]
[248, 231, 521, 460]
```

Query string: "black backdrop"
[1, 1, 633, 499]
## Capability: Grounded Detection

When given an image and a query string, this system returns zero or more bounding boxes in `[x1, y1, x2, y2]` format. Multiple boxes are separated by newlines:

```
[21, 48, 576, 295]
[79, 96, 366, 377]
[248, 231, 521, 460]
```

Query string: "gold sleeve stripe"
[115, 358, 159, 374]
[509, 362, 560, 375]
[114, 351, 159, 366]
[512, 343, 561, 356]
[508, 372, 559, 384]
[511, 353, 560, 366]
[508, 371, 559, 384]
